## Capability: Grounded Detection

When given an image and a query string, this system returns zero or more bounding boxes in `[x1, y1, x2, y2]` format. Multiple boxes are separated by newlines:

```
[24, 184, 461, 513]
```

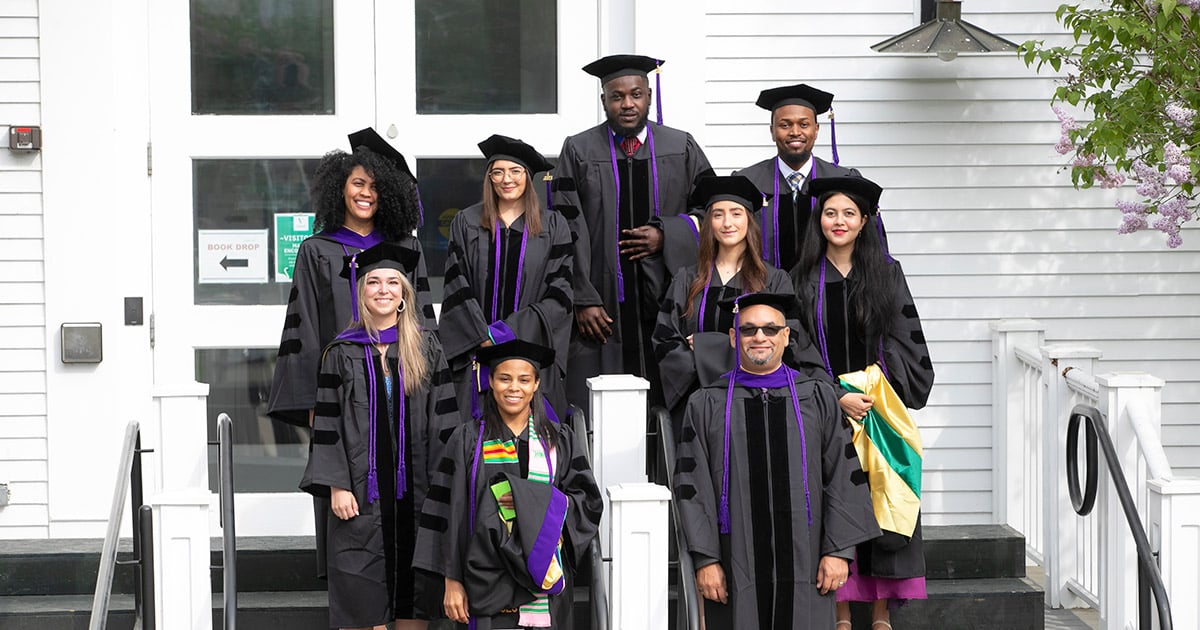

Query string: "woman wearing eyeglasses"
[651, 176, 797, 428]
[789, 176, 934, 630]
[440, 135, 573, 421]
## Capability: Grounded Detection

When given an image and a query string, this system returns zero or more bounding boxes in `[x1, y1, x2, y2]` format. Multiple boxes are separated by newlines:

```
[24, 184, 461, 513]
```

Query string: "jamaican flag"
[839, 363, 922, 538]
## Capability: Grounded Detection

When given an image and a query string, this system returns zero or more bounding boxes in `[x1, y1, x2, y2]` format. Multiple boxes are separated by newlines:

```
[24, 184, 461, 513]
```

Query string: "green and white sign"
[275, 213, 315, 282]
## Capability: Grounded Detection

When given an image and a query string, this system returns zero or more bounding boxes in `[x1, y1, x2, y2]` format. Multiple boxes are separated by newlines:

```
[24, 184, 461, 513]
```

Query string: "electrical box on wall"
[9, 126, 41, 151]
[61, 322, 103, 364]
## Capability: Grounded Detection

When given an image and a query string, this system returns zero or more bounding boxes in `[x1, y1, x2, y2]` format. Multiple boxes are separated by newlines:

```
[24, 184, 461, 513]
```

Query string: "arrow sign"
[198, 229, 268, 284]
[220, 256, 249, 269]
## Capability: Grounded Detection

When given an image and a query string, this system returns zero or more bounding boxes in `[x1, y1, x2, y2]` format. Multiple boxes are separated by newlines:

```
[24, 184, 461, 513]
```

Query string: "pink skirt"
[837, 559, 927, 604]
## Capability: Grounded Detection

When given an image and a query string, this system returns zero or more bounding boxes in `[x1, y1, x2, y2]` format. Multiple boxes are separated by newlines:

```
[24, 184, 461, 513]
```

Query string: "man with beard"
[733, 84, 862, 273]
[552, 54, 713, 409]
[673, 292, 879, 628]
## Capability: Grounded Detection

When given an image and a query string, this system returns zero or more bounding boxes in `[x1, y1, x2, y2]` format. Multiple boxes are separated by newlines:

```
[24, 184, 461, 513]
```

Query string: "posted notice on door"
[198, 229, 269, 284]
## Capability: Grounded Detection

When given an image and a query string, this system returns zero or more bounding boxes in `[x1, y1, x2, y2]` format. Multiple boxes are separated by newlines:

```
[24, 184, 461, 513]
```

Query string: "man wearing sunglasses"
[672, 292, 880, 628]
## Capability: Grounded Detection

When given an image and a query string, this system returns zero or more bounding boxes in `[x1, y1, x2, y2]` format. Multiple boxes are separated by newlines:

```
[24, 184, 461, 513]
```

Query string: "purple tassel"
[470, 362, 483, 420]
[876, 209, 893, 263]
[829, 107, 840, 166]
[366, 468, 380, 504]
[718, 299, 745, 535]
[545, 177, 553, 213]
[654, 61, 664, 125]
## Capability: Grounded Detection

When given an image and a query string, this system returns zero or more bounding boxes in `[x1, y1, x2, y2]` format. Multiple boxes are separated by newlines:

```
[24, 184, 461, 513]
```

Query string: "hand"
[619, 225, 663, 260]
[686, 334, 694, 350]
[330, 487, 359, 520]
[497, 492, 513, 511]
[696, 563, 728, 604]
[480, 339, 494, 348]
[816, 555, 849, 595]
[307, 408, 315, 428]
[444, 577, 470, 624]
[576, 306, 614, 343]
[838, 392, 873, 422]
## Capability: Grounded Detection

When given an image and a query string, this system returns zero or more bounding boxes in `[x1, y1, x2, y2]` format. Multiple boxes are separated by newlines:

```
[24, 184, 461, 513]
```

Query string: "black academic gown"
[792, 259, 935, 579]
[674, 368, 880, 629]
[414, 419, 603, 629]
[267, 231, 437, 579]
[732, 157, 860, 273]
[300, 330, 459, 628]
[651, 265, 795, 414]
[552, 122, 713, 408]
[440, 204, 574, 416]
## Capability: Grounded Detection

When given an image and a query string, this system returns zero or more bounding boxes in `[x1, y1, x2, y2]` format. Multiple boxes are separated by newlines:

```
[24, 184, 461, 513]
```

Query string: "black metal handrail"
[571, 405, 609, 630]
[1066, 404, 1173, 630]
[90, 420, 155, 630]
[652, 405, 700, 630]
[214, 413, 238, 629]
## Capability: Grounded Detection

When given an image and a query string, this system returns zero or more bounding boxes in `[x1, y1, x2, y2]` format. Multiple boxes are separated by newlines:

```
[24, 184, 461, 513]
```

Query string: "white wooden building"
[1, 0, 1197, 543]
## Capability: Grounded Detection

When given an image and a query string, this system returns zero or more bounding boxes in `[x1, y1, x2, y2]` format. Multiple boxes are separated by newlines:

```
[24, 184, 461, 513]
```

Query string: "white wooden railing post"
[149, 383, 213, 630]
[587, 374, 650, 558]
[1148, 477, 1200, 630]
[1094, 372, 1164, 630]
[608, 483, 671, 630]
[1041, 344, 1101, 609]
[990, 319, 1044, 532]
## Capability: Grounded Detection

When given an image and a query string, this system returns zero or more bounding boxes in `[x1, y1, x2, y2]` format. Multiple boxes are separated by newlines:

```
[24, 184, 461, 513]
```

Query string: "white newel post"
[150, 383, 213, 630]
[1040, 344, 1100, 608]
[990, 319, 1045, 532]
[1094, 372, 1164, 630]
[588, 374, 650, 554]
[608, 483, 670, 630]
[1148, 477, 1200, 630]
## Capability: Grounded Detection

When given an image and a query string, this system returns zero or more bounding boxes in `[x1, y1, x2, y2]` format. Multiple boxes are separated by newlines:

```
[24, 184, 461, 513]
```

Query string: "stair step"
[923, 524, 1027, 580]
[847, 577, 1044, 630]
[0, 591, 330, 630]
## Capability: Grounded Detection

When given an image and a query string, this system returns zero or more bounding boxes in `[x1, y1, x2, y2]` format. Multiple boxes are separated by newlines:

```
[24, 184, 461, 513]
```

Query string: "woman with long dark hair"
[789, 176, 935, 630]
[439, 134, 573, 419]
[301, 243, 459, 630]
[269, 128, 438, 580]
[414, 339, 602, 629]
[652, 175, 793, 418]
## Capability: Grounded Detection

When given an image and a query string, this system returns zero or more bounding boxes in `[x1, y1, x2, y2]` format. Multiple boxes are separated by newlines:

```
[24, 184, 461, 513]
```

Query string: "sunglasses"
[737, 324, 786, 337]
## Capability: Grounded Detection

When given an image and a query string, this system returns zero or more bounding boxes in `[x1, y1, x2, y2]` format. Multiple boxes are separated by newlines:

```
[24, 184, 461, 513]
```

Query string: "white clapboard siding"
[1, 4, 46, 539]
[701, 1, 1200, 524]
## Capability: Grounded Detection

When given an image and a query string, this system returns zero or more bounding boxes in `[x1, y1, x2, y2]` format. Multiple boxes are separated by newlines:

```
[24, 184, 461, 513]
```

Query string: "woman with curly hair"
[269, 128, 438, 578]
[302, 243, 460, 630]
[439, 134, 573, 420]
[789, 176, 935, 630]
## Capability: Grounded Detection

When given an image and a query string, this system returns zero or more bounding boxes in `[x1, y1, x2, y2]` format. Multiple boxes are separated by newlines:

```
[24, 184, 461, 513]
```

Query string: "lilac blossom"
[1163, 141, 1185, 166]
[1167, 164, 1194, 184]
[1166, 102, 1196, 133]
[1098, 165, 1126, 189]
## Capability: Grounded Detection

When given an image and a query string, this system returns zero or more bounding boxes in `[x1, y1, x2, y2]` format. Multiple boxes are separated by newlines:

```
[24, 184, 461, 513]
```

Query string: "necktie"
[787, 171, 804, 206]
[621, 136, 642, 157]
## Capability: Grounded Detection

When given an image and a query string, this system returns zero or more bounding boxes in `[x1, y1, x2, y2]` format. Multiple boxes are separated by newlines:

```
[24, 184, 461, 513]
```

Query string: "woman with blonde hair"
[302, 242, 460, 630]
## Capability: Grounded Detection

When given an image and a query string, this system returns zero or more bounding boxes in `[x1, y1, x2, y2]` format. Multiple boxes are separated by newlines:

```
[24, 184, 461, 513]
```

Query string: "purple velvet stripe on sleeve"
[677, 213, 700, 244]
[526, 486, 570, 595]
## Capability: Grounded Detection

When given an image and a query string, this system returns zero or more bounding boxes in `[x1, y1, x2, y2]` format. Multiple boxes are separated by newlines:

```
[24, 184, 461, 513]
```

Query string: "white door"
[147, 0, 598, 536]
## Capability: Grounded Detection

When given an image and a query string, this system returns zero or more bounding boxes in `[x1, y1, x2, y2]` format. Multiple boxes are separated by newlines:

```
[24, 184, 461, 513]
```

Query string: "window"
[191, 0, 335, 115]
[414, 0, 557, 114]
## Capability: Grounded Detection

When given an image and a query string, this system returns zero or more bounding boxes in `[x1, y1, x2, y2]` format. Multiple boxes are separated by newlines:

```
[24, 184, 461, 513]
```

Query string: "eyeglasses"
[488, 167, 526, 181]
[737, 324, 786, 337]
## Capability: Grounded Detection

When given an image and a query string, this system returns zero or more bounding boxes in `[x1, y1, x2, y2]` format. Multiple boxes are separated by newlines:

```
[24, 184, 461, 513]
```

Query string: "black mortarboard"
[582, 54, 662, 84]
[689, 175, 765, 213]
[755, 83, 835, 115]
[348, 127, 415, 179]
[478, 134, 554, 174]
[723, 292, 801, 321]
[475, 339, 556, 371]
[808, 175, 884, 215]
[338, 242, 420, 280]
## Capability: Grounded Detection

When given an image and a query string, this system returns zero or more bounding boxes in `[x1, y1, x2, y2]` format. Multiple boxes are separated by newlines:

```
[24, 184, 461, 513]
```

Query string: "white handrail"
[1127, 398, 1174, 482]
[1015, 344, 1042, 369]
[1063, 368, 1099, 402]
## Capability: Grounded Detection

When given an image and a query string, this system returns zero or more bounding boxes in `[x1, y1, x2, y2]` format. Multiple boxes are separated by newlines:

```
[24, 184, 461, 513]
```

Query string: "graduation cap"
[689, 175, 765, 213]
[755, 83, 834, 115]
[583, 54, 665, 125]
[478, 134, 554, 174]
[338, 242, 420, 280]
[755, 83, 843, 166]
[475, 339, 556, 372]
[807, 175, 884, 215]
[348, 128, 414, 179]
[724, 292, 800, 321]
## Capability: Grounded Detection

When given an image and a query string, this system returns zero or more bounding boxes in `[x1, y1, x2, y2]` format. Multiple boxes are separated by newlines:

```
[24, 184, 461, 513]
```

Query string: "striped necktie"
[787, 171, 804, 206]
